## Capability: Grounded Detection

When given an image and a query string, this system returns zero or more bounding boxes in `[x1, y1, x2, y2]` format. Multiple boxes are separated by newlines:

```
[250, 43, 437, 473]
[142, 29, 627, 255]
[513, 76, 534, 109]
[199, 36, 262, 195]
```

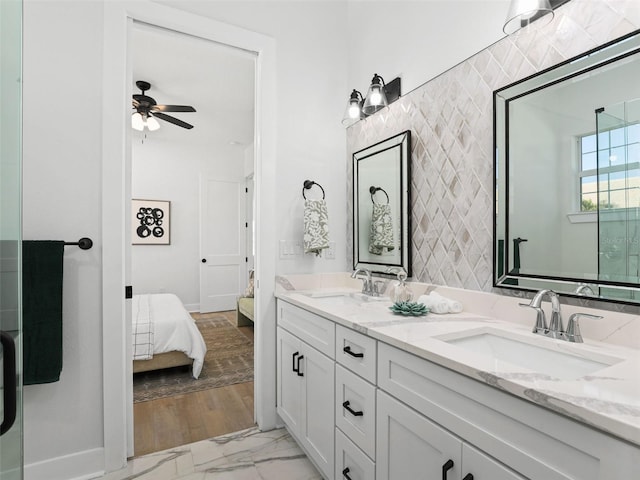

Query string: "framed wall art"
[132, 199, 171, 245]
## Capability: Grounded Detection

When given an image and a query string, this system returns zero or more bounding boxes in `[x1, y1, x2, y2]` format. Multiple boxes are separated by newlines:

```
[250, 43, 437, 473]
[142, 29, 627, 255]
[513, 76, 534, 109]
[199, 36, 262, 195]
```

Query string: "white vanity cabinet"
[277, 298, 640, 480]
[276, 301, 335, 479]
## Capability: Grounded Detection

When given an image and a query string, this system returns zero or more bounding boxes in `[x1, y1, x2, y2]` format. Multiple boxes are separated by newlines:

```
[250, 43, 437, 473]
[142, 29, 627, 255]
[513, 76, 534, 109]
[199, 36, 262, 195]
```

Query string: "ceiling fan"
[132, 80, 196, 131]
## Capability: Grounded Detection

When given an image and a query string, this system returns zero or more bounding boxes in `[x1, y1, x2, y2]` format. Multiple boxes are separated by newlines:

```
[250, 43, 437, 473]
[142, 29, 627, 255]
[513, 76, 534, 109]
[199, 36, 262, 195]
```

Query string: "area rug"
[133, 313, 254, 403]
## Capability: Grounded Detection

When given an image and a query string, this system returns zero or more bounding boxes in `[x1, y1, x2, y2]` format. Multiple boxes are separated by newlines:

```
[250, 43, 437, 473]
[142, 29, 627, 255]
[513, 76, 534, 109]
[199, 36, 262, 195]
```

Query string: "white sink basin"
[302, 291, 387, 305]
[437, 328, 623, 380]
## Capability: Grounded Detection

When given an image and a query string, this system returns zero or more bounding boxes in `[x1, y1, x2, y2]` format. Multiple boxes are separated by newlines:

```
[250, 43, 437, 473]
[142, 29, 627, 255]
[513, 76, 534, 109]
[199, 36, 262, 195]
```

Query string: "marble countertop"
[275, 280, 640, 448]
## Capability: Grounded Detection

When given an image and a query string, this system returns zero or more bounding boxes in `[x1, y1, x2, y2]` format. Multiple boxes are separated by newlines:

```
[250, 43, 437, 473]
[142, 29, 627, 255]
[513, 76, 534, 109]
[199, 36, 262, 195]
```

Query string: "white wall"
[131, 136, 246, 310]
[347, 0, 510, 95]
[156, 0, 351, 275]
[22, 0, 105, 476]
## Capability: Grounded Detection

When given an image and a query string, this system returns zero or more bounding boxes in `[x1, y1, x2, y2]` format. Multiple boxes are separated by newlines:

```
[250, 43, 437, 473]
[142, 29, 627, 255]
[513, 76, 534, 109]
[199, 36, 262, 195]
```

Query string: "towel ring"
[302, 180, 325, 200]
[369, 186, 389, 205]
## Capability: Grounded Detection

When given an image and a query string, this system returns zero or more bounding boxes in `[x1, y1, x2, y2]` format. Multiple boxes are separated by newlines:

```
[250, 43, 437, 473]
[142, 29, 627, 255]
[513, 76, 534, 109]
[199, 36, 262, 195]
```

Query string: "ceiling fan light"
[131, 112, 145, 131]
[146, 116, 161, 131]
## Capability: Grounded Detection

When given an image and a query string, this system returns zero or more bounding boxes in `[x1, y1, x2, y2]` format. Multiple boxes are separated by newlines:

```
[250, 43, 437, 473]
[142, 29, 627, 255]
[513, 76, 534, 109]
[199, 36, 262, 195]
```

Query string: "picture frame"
[132, 199, 171, 245]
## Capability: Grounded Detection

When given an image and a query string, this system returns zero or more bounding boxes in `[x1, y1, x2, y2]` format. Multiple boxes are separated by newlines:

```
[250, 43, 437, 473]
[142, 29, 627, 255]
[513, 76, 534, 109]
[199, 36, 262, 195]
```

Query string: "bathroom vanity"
[275, 275, 640, 480]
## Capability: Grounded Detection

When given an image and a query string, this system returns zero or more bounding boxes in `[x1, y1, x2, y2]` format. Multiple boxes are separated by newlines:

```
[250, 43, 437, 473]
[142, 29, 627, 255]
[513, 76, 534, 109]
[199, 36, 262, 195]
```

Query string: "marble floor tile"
[97, 427, 321, 480]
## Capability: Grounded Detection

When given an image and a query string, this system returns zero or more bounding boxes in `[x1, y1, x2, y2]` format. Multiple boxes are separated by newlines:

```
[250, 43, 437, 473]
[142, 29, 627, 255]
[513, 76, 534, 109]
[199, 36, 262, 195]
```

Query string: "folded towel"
[303, 198, 330, 256]
[417, 292, 463, 314]
[22, 240, 65, 384]
[369, 203, 395, 255]
[417, 293, 450, 314]
[431, 291, 463, 313]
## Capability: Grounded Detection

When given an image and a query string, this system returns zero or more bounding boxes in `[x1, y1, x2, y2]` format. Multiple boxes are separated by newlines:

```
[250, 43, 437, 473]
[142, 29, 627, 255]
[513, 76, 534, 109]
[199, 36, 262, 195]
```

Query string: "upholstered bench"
[236, 297, 254, 327]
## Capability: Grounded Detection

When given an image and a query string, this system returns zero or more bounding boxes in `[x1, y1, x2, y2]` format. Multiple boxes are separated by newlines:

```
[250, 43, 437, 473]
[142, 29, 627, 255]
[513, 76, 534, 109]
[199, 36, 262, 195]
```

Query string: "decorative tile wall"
[347, 0, 640, 296]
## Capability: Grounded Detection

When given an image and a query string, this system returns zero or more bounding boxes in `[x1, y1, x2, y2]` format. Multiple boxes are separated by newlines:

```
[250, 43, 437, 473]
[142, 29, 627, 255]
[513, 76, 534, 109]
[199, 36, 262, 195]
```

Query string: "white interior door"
[200, 176, 246, 313]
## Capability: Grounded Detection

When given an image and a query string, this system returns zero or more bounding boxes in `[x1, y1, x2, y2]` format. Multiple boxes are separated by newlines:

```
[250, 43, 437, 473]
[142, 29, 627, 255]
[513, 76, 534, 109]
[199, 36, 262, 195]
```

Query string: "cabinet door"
[300, 343, 335, 479]
[377, 390, 461, 480]
[277, 327, 302, 431]
[462, 444, 527, 480]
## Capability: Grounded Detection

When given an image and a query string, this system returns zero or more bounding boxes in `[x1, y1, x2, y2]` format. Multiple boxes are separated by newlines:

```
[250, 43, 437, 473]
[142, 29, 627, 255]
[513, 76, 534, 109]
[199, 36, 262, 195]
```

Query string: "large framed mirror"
[353, 130, 411, 276]
[494, 29, 640, 303]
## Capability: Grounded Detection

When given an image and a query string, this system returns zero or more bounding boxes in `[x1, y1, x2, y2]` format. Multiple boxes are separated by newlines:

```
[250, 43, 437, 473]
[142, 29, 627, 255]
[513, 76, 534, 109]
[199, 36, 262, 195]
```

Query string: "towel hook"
[369, 186, 389, 205]
[302, 180, 325, 200]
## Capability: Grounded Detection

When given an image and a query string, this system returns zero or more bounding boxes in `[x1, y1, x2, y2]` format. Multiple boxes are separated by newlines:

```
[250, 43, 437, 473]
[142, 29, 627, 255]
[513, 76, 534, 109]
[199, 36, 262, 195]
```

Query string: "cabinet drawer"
[336, 364, 376, 459]
[336, 428, 375, 480]
[277, 300, 335, 358]
[336, 324, 377, 383]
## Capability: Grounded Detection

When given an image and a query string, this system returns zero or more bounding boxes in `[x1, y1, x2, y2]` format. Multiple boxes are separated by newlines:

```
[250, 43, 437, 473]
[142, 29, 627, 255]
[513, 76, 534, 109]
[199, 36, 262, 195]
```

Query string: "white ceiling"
[132, 22, 255, 147]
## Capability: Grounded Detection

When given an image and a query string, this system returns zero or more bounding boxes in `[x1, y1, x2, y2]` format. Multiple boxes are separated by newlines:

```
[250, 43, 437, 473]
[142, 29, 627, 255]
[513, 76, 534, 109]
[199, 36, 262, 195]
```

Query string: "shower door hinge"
[125, 285, 132, 299]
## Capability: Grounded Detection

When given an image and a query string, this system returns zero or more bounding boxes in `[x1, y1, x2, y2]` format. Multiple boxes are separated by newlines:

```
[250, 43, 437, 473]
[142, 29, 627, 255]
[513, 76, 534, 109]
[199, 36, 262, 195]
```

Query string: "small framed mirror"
[353, 130, 411, 276]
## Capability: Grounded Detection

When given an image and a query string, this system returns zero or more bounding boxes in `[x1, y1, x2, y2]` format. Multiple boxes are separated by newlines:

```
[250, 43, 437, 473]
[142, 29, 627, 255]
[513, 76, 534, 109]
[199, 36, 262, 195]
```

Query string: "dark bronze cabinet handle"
[342, 467, 353, 480]
[442, 459, 454, 479]
[343, 345, 364, 358]
[296, 355, 304, 376]
[1, 331, 17, 436]
[292, 351, 299, 373]
[342, 400, 364, 417]
[462, 474, 474, 480]
[201, 258, 207, 263]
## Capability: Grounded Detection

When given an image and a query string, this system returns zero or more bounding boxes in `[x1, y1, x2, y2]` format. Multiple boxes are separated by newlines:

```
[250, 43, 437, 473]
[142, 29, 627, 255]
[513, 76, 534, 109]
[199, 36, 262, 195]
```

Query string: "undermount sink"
[302, 291, 388, 305]
[437, 328, 623, 380]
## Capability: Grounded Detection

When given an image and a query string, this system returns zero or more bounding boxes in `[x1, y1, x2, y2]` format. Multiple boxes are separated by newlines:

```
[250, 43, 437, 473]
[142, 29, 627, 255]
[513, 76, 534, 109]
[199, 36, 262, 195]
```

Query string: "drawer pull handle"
[342, 467, 353, 480]
[296, 355, 304, 376]
[442, 459, 454, 479]
[292, 351, 299, 373]
[462, 474, 474, 480]
[343, 345, 364, 358]
[342, 400, 363, 417]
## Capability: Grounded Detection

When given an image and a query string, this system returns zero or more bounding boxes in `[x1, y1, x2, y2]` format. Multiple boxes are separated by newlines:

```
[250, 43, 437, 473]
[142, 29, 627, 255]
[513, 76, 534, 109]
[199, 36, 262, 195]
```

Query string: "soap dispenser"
[391, 270, 413, 303]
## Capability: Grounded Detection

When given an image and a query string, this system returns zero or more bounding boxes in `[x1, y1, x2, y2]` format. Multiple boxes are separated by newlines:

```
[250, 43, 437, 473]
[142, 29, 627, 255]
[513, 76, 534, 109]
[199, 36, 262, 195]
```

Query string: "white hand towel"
[430, 291, 463, 314]
[303, 198, 330, 256]
[417, 294, 450, 314]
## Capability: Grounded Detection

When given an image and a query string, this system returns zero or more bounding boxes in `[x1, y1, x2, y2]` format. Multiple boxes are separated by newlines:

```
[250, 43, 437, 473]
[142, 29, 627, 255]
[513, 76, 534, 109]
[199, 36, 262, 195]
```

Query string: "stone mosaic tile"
[347, 0, 640, 292]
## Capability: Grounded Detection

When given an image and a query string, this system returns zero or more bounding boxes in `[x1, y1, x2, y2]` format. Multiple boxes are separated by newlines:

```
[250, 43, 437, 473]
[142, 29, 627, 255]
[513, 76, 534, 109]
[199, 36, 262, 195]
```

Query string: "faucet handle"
[565, 313, 603, 343]
[519, 303, 548, 334]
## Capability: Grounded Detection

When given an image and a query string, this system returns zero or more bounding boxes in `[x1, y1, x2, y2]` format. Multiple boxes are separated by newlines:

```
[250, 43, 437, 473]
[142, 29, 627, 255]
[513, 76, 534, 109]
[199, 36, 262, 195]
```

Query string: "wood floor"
[133, 313, 255, 457]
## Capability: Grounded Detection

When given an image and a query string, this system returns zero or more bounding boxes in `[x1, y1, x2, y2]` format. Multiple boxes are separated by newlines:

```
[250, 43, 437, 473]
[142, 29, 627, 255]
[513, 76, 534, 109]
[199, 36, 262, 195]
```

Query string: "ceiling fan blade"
[152, 105, 196, 113]
[152, 112, 194, 129]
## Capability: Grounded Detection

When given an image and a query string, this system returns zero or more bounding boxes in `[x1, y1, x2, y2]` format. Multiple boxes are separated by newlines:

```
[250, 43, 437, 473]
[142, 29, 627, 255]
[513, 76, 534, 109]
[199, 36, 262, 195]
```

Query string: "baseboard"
[24, 447, 104, 480]
[184, 303, 199, 312]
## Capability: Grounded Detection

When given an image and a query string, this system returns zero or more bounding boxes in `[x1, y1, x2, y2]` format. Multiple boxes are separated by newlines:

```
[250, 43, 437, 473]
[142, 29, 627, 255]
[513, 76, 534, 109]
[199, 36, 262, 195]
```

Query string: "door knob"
[201, 258, 207, 263]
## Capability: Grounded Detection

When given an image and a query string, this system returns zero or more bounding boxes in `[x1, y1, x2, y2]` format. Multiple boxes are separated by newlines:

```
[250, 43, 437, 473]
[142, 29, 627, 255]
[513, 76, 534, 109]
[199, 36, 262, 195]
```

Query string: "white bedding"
[132, 293, 207, 378]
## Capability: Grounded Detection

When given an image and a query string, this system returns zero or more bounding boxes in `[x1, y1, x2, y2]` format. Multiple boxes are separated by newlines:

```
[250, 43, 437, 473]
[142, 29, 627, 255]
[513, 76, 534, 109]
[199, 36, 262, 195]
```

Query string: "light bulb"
[348, 103, 361, 119]
[146, 116, 160, 131]
[131, 112, 144, 131]
[369, 88, 383, 106]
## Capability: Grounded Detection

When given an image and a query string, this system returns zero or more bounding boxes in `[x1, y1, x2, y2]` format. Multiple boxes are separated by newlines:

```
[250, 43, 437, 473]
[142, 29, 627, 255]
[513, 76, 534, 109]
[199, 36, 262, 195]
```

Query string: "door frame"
[102, 1, 277, 471]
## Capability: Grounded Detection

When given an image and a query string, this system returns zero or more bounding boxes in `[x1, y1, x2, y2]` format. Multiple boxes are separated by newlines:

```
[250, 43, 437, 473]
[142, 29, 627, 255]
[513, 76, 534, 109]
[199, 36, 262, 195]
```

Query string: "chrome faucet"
[520, 289, 603, 342]
[519, 289, 564, 339]
[351, 268, 373, 295]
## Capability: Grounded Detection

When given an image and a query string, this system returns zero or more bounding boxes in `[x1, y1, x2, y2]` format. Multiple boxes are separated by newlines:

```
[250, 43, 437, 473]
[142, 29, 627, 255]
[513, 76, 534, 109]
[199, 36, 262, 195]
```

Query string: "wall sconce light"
[342, 73, 402, 126]
[342, 89, 364, 126]
[131, 112, 160, 132]
[503, 0, 570, 35]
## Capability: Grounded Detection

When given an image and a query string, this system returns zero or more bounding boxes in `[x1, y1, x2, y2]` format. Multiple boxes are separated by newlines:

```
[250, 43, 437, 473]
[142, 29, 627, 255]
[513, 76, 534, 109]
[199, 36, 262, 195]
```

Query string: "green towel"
[22, 240, 64, 385]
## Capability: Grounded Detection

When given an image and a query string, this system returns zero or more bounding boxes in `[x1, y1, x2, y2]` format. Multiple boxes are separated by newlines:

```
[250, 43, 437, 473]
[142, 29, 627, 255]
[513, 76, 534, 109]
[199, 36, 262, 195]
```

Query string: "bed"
[132, 293, 207, 378]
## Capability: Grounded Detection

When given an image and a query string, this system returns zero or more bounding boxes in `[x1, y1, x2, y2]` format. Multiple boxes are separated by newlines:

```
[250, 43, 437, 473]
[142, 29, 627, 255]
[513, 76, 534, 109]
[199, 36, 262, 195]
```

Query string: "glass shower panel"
[597, 99, 640, 301]
[0, 0, 23, 478]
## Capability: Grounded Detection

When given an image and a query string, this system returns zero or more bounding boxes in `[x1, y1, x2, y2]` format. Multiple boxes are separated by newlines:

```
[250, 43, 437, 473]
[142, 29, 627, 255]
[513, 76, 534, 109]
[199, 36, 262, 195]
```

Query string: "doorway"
[101, 2, 278, 468]
[129, 21, 256, 455]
